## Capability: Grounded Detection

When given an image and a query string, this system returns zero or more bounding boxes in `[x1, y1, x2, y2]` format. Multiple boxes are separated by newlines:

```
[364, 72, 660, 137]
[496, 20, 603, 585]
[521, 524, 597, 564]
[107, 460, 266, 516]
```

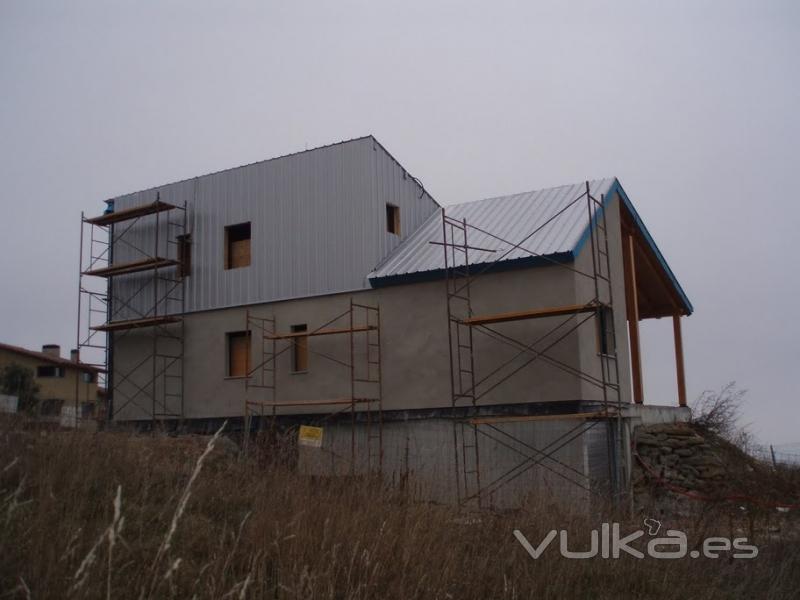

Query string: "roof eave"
[571, 178, 693, 316]
[369, 252, 575, 288]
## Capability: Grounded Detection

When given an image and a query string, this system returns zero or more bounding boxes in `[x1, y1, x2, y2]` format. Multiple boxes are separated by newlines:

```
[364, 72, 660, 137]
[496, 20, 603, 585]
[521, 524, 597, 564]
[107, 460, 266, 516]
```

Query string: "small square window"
[225, 223, 251, 269]
[386, 204, 400, 235]
[227, 331, 250, 377]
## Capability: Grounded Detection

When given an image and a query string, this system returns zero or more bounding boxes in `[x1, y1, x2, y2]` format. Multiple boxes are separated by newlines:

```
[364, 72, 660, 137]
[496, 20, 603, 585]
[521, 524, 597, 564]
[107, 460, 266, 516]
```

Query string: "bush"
[690, 382, 748, 442]
[1, 417, 799, 599]
[0, 363, 39, 415]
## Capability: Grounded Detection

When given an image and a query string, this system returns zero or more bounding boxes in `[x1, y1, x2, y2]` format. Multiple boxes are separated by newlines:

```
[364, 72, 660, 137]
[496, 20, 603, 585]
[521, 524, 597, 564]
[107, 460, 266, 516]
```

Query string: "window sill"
[224, 375, 248, 380]
[290, 370, 308, 375]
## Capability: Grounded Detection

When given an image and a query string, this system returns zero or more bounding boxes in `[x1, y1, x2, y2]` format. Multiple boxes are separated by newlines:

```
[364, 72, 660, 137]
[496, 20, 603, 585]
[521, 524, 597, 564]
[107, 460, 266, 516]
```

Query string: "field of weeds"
[1, 417, 799, 599]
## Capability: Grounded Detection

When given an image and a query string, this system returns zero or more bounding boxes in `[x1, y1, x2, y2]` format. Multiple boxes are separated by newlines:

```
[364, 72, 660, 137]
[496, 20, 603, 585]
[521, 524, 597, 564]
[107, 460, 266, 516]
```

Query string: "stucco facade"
[0, 344, 98, 418]
[97, 138, 693, 507]
[111, 193, 634, 422]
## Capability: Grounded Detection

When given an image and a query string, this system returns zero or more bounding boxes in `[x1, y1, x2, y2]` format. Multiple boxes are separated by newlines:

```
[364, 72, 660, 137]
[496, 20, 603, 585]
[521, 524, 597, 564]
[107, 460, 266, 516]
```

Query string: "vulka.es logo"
[513, 520, 758, 560]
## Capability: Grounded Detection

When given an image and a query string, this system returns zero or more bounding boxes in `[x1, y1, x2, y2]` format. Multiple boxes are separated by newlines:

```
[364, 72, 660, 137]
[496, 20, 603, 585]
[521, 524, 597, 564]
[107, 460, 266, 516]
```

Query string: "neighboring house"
[79, 136, 692, 507]
[0, 343, 100, 422]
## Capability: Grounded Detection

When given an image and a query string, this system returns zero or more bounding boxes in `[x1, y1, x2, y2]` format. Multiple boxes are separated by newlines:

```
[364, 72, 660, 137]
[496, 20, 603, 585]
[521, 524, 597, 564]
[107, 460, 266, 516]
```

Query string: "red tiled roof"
[0, 342, 102, 373]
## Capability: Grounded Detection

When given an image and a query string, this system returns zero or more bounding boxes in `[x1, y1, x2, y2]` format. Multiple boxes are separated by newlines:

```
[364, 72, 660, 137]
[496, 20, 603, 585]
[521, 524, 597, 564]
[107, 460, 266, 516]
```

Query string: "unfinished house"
[76, 136, 692, 508]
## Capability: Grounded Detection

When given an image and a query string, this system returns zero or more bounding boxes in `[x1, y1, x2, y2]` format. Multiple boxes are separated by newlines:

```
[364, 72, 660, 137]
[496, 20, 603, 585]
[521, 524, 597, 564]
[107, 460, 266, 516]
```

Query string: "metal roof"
[369, 178, 615, 279]
[369, 177, 693, 315]
[0, 342, 101, 373]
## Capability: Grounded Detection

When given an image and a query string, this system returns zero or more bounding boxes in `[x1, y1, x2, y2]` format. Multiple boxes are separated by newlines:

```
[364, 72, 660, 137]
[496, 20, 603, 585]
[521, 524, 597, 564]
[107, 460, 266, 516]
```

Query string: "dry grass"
[1, 416, 799, 599]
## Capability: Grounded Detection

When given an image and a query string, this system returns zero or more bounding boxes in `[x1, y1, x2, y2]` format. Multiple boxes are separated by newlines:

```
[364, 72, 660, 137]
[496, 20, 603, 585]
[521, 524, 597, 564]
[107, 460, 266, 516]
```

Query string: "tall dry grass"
[0, 416, 798, 599]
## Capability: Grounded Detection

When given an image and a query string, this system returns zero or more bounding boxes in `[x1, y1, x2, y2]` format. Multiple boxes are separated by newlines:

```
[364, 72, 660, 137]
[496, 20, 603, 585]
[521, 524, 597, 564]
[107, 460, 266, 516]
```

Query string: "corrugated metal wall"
[109, 137, 439, 320]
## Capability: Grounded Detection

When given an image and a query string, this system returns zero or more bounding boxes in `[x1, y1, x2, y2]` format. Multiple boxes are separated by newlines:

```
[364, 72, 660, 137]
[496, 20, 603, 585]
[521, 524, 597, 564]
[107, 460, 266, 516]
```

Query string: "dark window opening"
[37, 365, 64, 378]
[81, 371, 96, 384]
[596, 308, 616, 355]
[227, 331, 250, 377]
[177, 234, 191, 278]
[225, 222, 251, 269]
[386, 204, 400, 235]
[291, 324, 308, 372]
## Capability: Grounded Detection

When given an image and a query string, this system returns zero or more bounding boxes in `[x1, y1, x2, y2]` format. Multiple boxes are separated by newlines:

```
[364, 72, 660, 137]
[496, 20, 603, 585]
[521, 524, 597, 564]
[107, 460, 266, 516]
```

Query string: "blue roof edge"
[571, 178, 693, 316]
[368, 252, 574, 288]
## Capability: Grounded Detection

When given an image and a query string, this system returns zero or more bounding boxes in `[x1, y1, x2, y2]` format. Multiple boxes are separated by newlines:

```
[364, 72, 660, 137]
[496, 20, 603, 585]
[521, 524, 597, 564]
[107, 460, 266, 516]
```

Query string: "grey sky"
[1, 1, 797, 443]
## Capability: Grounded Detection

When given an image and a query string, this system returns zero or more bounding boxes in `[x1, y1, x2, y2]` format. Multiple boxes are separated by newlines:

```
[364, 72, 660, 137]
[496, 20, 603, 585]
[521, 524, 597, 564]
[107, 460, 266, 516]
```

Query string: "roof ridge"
[104, 134, 377, 203]
[447, 177, 616, 209]
[0, 342, 100, 373]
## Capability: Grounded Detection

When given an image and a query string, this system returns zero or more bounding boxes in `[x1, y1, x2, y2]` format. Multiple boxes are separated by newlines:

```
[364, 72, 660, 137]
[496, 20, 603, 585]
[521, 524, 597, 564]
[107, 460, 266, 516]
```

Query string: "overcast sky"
[1, 1, 797, 444]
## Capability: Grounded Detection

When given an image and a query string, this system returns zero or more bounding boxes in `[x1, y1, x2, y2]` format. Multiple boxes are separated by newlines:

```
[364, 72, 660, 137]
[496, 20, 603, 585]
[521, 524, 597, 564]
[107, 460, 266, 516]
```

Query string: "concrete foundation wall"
[299, 415, 612, 510]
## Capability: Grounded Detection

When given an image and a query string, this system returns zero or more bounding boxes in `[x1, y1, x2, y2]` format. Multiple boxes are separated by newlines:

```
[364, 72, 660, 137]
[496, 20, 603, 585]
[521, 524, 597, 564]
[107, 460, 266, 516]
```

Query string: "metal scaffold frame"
[441, 182, 625, 509]
[76, 193, 188, 428]
[242, 298, 383, 474]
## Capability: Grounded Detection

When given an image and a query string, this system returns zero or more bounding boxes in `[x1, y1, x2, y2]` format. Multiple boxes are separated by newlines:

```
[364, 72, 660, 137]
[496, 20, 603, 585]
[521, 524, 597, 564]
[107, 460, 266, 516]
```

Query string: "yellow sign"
[298, 425, 324, 448]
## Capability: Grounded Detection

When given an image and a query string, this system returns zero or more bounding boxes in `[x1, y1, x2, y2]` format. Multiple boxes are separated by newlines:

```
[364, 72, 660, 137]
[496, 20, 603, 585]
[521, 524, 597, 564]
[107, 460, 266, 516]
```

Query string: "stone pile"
[634, 423, 725, 491]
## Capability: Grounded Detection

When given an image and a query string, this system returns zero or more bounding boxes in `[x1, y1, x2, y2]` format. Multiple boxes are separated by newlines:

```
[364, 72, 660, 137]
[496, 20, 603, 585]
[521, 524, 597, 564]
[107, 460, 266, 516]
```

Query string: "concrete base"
[110, 401, 689, 510]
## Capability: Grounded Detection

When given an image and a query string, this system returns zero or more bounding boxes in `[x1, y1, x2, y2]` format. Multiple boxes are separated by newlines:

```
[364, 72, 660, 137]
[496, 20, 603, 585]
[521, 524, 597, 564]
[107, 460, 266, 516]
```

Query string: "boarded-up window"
[227, 331, 250, 377]
[225, 222, 251, 269]
[291, 324, 308, 372]
[386, 204, 400, 235]
[177, 234, 191, 278]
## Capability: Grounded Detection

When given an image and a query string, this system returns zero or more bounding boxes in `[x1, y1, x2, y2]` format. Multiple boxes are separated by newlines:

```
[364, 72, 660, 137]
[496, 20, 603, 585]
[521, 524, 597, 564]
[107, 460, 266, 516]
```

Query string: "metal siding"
[108, 137, 439, 320]
[370, 179, 616, 280]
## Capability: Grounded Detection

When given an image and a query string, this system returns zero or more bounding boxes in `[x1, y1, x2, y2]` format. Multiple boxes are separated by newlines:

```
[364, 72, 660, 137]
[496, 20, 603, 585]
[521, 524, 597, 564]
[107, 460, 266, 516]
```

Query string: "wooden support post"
[672, 314, 687, 407]
[623, 234, 644, 404]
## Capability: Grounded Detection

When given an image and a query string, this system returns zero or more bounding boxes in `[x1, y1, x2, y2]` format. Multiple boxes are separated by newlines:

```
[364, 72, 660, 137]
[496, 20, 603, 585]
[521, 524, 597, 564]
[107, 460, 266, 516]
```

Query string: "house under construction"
[76, 136, 693, 509]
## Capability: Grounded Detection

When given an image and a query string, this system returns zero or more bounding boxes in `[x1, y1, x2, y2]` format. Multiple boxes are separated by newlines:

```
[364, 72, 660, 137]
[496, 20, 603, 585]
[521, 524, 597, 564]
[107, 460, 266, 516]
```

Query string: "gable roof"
[0, 343, 101, 373]
[104, 135, 439, 207]
[369, 178, 693, 315]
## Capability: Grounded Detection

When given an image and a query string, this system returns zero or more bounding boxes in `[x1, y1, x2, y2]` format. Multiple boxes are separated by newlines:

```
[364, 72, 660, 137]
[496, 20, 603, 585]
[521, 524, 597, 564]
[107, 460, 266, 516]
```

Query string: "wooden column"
[672, 314, 687, 407]
[623, 234, 644, 404]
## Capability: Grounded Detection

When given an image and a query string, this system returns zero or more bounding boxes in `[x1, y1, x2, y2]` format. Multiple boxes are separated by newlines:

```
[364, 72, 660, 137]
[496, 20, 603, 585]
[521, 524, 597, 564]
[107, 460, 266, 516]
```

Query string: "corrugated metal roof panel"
[370, 179, 615, 279]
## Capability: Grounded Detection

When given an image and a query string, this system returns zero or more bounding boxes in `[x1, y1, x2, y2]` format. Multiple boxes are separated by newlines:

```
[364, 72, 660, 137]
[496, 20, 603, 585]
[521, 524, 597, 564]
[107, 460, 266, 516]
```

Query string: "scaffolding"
[441, 182, 625, 509]
[243, 299, 383, 473]
[76, 193, 187, 427]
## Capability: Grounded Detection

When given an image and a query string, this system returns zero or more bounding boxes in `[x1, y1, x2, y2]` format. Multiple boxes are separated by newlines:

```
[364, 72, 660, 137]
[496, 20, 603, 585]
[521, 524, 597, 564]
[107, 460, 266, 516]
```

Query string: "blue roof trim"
[571, 178, 693, 315]
[368, 252, 574, 288]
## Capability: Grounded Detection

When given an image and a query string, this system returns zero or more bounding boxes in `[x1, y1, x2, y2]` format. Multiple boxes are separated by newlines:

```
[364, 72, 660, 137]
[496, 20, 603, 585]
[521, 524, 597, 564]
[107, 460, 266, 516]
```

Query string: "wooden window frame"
[386, 204, 400, 235]
[226, 331, 251, 378]
[224, 222, 251, 270]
